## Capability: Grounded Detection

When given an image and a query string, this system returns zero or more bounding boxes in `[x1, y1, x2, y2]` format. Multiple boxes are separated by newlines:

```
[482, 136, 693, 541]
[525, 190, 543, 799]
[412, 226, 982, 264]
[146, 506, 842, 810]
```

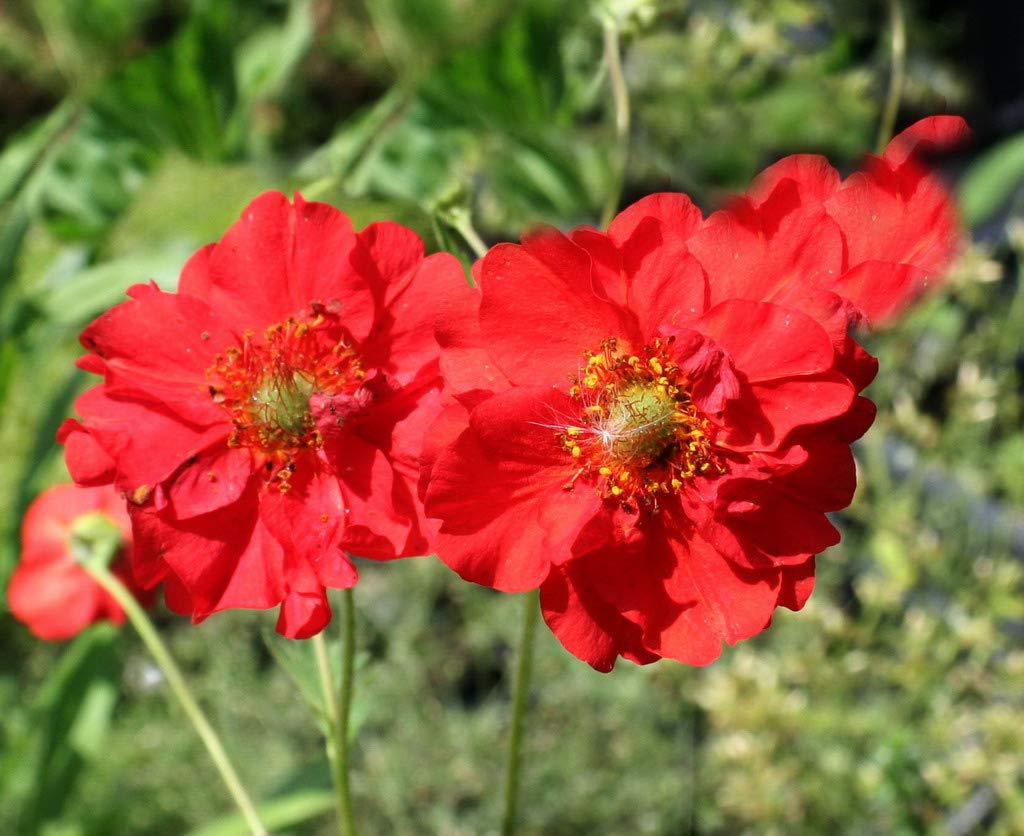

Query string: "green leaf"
[30, 249, 191, 325]
[260, 629, 328, 728]
[958, 132, 1024, 226]
[90, 11, 241, 161]
[16, 625, 122, 832]
[236, 0, 315, 108]
[186, 789, 335, 836]
[0, 102, 79, 208]
[106, 154, 283, 258]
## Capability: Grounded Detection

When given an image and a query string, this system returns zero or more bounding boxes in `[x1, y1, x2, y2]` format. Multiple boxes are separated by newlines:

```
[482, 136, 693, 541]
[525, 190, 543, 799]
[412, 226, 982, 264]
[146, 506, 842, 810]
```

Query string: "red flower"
[8, 483, 143, 640]
[59, 192, 464, 638]
[423, 117, 966, 670]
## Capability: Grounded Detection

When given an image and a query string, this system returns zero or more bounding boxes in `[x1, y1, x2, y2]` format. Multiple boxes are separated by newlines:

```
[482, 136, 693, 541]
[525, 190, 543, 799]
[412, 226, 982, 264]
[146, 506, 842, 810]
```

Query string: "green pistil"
[252, 371, 316, 437]
[605, 383, 678, 464]
[70, 511, 124, 568]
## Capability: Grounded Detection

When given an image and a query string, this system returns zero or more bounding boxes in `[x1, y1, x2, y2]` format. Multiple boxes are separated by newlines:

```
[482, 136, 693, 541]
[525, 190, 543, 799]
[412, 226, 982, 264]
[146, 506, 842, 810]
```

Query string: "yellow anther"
[599, 466, 613, 477]
[648, 357, 663, 374]
[610, 485, 623, 496]
[618, 471, 631, 483]
[570, 445, 581, 458]
[670, 478, 683, 489]
[566, 427, 581, 437]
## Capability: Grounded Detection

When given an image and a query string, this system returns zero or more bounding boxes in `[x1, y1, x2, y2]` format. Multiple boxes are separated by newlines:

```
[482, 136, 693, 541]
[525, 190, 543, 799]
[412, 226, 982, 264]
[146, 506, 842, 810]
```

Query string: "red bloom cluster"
[47, 118, 964, 666]
[8, 483, 145, 640]
[422, 117, 967, 670]
[59, 193, 463, 638]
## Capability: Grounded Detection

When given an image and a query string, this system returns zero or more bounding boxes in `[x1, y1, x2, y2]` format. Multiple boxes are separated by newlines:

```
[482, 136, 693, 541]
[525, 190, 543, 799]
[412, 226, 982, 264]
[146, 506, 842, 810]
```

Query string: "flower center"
[559, 337, 719, 509]
[207, 305, 364, 484]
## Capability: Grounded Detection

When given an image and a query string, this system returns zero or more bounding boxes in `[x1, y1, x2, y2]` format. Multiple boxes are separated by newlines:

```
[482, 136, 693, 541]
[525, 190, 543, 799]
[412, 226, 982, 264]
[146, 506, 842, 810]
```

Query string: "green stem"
[82, 562, 268, 836]
[600, 18, 631, 229]
[451, 216, 489, 260]
[312, 633, 345, 835]
[314, 590, 358, 836]
[337, 587, 357, 836]
[501, 591, 540, 836]
[875, 0, 906, 153]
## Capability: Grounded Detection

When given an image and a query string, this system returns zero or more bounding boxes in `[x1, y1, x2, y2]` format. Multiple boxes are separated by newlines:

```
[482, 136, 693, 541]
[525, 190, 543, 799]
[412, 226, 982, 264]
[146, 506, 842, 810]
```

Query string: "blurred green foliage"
[1, 0, 1021, 833]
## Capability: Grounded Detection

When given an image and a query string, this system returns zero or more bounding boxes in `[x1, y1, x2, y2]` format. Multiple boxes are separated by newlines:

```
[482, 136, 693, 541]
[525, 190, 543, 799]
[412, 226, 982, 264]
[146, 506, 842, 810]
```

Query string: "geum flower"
[8, 483, 147, 640]
[59, 192, 464, 638]
[423, 116, 967, 670]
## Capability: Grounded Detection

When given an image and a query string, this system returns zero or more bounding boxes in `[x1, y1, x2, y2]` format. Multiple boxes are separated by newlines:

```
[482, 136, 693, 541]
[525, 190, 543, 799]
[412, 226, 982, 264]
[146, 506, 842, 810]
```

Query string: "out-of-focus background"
[1, 1, 1022, 833]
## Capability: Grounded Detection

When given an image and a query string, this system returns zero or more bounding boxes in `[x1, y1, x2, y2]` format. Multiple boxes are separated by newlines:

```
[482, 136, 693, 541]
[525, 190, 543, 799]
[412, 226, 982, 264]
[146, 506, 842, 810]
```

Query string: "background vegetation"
[1, 0, 1022, 833]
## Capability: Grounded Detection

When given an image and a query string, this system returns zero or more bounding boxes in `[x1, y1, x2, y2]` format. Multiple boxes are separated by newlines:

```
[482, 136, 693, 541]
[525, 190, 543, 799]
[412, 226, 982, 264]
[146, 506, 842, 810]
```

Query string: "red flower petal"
[69, 386, 225, 498]
[654, 531, 783, 664]
[777, 557, 816, 611]
[725, 372, 856, 450]
[167, 446, 254, 520]
[745, 154, 841, 207]
[540, 564, 659, 673]
[478, 232, 638, 386]
[434, 281, 509, 400]
[8, 560, 111, 640]
[881, 115, 971, 167]
[688, 182, 845, 309]
[711, 477, 840, 567]
[629, 248, 708, 335]
[177, 243, 216, 299]
[698, 299, 837, 383]
[136, 488, 285, 618]
[426, 388, 606, 592]
[204, 192, 374, 338]
[57, 418, 116, 486]
[607, 192, 703, 248]
[81, 282, 232, 425]
[356, 222, 465, 384]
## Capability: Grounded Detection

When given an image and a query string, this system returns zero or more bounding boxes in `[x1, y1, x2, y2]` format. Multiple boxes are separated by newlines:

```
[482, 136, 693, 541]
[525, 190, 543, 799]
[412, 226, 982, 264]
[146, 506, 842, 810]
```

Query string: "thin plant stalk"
[452, 217, 489, 260]
[313, 590, 358, 836]
[337, 587, 357, 836]
[312, 632, 345, 835]
[600, 18, 631, 229]
[501, 590, 541, 836]
[82, 561, 268, 836]
[875, 0, 906, 153]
